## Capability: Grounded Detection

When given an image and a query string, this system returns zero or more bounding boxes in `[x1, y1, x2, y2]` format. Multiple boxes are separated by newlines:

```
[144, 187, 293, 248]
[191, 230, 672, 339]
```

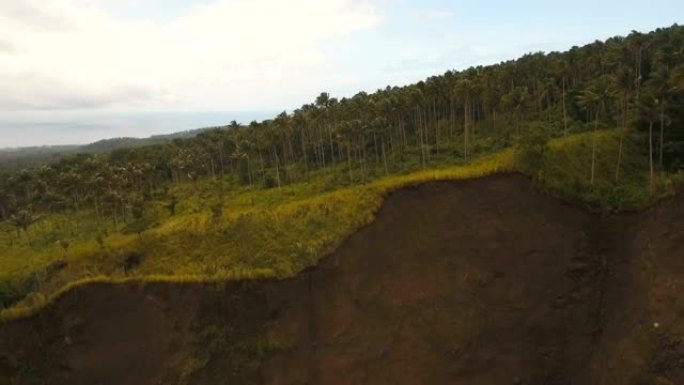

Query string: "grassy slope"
[0, 129, 680, 320]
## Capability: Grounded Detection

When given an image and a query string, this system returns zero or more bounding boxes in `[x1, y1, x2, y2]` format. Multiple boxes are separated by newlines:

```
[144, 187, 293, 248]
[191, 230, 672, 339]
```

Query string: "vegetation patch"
[1, 25, 683, 320]
[1, 130, 683, 321]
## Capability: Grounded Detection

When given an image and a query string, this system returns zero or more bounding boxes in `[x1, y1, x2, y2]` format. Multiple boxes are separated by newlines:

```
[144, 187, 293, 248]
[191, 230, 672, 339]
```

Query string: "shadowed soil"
[1, 174, 684, 385]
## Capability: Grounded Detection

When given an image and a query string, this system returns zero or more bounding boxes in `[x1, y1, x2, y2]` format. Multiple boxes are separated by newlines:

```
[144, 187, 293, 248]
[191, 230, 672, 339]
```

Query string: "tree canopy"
[1, 25, 684, 225]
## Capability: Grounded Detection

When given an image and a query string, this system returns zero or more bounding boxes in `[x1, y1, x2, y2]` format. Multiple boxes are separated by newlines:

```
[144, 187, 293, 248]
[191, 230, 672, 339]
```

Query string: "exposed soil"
[2, 174, 684, 385]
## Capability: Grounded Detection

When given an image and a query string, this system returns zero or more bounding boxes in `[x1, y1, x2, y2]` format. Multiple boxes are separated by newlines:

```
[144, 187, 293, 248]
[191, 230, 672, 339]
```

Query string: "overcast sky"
[1, 0, 683, 148]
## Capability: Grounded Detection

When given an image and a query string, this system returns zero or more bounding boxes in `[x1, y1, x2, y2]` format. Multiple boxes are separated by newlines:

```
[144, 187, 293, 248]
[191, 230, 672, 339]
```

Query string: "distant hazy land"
[0, 110, 276, 169]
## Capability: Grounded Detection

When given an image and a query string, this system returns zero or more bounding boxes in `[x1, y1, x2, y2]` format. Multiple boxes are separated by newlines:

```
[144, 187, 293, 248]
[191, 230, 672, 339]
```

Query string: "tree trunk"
[300, 130, 309, 180]
[361, 135, 367, 178]
[423, 107, 431, 163]
[449, 93, 455, 143]
[417, 107, 426, 167]
[433, 100, 439, 147]
[327, 113, 335, 165]
[401, 117, 408, 149]
[470, 98, 476, 145]
[246, 156, 253, 186]
[381, 139, 389, 176]
[649, 120, 654, 194]
[463, 100, 469, 161]
[659, 115, 665, 169]
[373, 131, 380, 166]
[219, 148, 225, 177]
[590, 110, 598, 186]
[257, 147, 265, 184]
[347, 144, 353, 183]
[388, 124, 395, 162]
[636, 49, 642, 99]
[273, 148, 282, 189]
[615, 130, 624, 182]
[319, 127, 326, 168]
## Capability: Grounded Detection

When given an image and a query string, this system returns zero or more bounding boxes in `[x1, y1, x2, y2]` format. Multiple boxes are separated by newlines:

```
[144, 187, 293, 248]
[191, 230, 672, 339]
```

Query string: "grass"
[540, 128, 679, 211]
[0, 129, 680, 321]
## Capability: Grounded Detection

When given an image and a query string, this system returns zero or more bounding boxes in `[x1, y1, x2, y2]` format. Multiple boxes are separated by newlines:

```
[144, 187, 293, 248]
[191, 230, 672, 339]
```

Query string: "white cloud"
[413, 9, 454, 21]
[0, 0, 380, 111]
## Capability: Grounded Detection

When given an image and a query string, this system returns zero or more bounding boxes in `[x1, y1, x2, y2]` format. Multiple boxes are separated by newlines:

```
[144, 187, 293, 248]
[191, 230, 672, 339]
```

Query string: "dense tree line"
[1, 25, 684, 229]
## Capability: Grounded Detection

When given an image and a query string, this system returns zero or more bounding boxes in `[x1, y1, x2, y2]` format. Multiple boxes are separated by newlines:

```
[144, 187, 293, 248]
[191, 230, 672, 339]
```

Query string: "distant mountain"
[0, 145, 81, 170]
[79, 127, 214, 153]
[0, 126, 217, 170]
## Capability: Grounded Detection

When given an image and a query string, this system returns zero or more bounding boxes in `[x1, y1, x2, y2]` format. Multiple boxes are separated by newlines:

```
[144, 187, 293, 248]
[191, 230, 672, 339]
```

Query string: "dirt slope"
[1, 174, 683, 385]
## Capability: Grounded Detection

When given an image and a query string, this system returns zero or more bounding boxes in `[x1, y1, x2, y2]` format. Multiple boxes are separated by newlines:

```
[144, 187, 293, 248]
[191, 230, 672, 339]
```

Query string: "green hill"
[1, 25, 684, 318]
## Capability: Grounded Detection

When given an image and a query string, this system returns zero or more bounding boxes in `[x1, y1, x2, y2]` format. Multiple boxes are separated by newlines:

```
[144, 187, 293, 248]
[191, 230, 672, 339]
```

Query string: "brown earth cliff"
[1, 174, 684, 385]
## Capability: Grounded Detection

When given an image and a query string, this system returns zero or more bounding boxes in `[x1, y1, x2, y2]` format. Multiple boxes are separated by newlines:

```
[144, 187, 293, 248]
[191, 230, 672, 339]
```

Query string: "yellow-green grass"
[541, 128, 679, 210]
[0, 129, 678, 321]
[0, 151, 515, 320]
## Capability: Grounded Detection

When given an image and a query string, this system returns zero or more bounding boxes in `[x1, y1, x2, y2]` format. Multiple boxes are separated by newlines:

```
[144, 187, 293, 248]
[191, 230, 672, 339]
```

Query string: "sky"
[0, 0, 683, 148]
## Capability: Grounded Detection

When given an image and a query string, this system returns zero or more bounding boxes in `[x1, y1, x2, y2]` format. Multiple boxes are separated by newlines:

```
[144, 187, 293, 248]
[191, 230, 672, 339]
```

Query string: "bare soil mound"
[2, 174, 683, 385]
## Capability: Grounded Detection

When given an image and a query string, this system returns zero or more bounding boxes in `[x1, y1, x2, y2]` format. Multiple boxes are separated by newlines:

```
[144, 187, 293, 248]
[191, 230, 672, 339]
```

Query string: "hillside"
[0, 23, 683, 317]
[0, 126, 216, 171]
[0, 145, 81, 170]
[78, 127, 218, 153]
[2, 174, 684, 384]
[0, 24, 684, 385]
[2, 25, 683, 223]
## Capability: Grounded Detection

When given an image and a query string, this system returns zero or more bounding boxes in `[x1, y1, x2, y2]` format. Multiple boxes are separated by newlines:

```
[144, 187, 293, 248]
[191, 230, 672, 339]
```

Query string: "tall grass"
[0, 129, 677, 320]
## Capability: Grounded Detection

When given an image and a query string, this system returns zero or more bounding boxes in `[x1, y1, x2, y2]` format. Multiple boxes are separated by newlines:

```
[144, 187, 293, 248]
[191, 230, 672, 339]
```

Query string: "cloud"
[0, 0, 380, 111]
[413, 9, 454, 21]
[0, 38, 15, 53]
[0, 72, 166, 110]
[0, 1, 76, 31]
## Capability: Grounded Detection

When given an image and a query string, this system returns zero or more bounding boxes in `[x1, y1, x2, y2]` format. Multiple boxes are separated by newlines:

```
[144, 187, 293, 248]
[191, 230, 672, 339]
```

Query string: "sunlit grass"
[0, 129, 679, 321]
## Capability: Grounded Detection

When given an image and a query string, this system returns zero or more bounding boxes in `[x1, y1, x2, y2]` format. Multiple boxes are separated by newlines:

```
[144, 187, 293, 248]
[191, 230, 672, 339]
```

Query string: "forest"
[1, 25, 684, 314]
[1, 26, 684, 227]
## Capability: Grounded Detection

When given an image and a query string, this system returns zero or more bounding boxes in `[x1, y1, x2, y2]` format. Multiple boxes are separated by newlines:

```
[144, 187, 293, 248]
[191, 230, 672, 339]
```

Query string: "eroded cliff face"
[2, 174, 683, 385]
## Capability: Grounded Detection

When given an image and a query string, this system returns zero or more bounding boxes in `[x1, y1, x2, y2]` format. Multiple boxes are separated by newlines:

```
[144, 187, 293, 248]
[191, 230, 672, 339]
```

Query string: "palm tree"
[263, 124, 283, 188]
[644, 66, 675, 168]
[371, 116, 390, 175]
[536, 77, 556, 121]
[454, 78, 477, 161]
[10, 209, 41, 246]
[315, 92, 335, 166]
[228, 120, 240, 130]
[409, 88, 428, 165]
[633, 96, 659, 194]
[292, 110, 310, 178]
[0, 187, 13, 221]
[501, 86, 529, 137]
[611, 67, 634, 181]
[229, 127, 254, 186]
[335, 121, 356, 183]
[315, 92, 330, 108]
[627, 31, 647, 98]
[576, 77, 615, 186]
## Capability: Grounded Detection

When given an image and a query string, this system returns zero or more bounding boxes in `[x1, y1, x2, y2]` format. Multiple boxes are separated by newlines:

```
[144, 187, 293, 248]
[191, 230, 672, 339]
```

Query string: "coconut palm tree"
[0, 187, 13, 221]
[633, 95, 659, 194]
[10, 209, 41, 246]
[501, 86, 529, 137]
[627, 30, 647, 98]
[644, 66, 676, 168]
[454, 78, 478, 161]
[577, 76, 615, 185]
[611, 66, 635, 181]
